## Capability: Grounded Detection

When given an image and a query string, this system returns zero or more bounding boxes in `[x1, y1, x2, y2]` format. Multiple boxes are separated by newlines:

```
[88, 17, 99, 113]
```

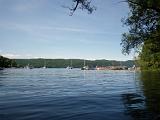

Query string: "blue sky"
[0, 0, 133, 60]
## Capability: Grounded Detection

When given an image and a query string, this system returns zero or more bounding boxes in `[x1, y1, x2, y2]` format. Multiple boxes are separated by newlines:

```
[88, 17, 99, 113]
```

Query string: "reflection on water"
[0, 70, 7, 87]
[141, 72, 160, 120]
[122, 71, 160, 120]
[0, 69, 160, 120]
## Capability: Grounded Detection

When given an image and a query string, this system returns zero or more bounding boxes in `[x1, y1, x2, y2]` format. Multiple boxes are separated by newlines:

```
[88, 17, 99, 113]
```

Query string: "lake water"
[0, 69, 160, 120]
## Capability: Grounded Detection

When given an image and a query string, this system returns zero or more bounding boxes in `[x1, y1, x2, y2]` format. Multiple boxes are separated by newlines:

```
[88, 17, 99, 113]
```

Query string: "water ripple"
[0, 69, 160, 120]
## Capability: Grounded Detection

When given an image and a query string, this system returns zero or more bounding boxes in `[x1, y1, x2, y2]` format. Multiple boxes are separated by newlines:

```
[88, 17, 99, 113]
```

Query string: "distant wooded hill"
[14, 59, 135, 68]
[0, 56, 17, 68]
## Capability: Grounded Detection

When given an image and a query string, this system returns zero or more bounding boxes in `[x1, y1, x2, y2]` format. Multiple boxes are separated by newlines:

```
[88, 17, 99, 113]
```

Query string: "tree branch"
[71, 0, 80, 13]
[121, 0, 160, 12]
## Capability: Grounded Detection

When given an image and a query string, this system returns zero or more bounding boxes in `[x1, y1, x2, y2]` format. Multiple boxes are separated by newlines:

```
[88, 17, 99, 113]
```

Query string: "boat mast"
[71, 59, 72, 67]
[44, 59, 46, 67]
[84, 59, 85, 66]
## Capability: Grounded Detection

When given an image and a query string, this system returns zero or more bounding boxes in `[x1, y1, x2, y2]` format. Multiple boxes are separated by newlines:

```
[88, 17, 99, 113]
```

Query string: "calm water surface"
[0, 68, 160, 120]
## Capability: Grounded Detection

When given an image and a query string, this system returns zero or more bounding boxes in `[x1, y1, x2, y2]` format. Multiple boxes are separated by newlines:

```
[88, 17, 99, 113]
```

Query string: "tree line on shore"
[0, 56, 17, 68]
[0, 55, 135, 68]
[14, 58, 135, 68]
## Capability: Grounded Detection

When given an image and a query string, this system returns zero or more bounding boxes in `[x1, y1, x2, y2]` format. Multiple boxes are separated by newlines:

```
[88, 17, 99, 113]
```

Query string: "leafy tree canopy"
[0, 55, 17, 68]
[121, 0, 160, 54]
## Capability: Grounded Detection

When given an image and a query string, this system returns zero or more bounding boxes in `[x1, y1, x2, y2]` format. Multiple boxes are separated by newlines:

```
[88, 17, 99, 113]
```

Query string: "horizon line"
[11, 57, 133, 61]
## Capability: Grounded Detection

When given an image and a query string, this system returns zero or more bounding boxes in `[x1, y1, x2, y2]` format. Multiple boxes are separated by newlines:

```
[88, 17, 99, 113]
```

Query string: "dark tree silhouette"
[66, 0, 96, 15]
[121, 0, 160, 54]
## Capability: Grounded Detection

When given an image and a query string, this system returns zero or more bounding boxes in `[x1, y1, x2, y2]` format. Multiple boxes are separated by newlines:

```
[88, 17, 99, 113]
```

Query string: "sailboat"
[25, 64, 33, 69]
[66, 59, 73, 69]
[81, 59, 89, 70]
[81, 59, 95, 70]
[42, 60, 46, 69]
[42, 66, 46, 69]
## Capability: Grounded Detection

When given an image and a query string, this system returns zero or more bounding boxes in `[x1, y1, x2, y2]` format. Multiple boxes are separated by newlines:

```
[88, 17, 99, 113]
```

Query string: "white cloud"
[1, 53, 34, 59]
[0, 22, 121, 35]
[2, 53, 21, 58]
